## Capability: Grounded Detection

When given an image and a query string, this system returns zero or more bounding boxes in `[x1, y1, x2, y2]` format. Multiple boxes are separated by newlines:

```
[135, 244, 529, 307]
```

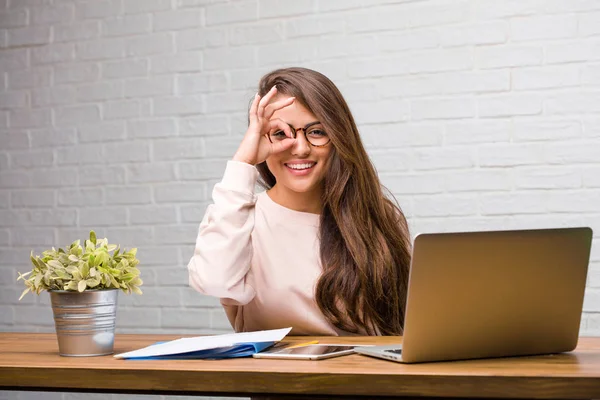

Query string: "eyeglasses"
[267, 121, 330, 147]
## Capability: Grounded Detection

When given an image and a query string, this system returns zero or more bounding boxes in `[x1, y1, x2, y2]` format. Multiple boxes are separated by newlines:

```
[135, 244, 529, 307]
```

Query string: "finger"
[263, 97, 295, 120]
[249, 93, 260, 123]
[269, 119, 294, 139]
[270, 137, 297, 155]
[257, 85, 278, 118]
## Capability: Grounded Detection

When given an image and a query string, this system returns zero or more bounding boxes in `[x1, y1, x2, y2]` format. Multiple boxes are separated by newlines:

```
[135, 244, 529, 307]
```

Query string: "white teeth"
[287, 163, 314, 170]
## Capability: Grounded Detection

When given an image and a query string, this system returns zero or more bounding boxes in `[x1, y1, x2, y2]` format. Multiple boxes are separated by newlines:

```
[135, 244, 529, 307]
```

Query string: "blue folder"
[114, 327, 292, 360]
[123, 341, 275, 360]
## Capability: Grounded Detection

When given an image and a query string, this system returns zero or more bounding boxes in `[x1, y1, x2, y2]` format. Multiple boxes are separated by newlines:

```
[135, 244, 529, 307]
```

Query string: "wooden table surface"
[1, 333, 600, 399]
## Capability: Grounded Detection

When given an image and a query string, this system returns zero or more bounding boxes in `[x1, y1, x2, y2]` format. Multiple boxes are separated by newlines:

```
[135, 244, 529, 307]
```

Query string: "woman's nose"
[291, 131, 311, 157]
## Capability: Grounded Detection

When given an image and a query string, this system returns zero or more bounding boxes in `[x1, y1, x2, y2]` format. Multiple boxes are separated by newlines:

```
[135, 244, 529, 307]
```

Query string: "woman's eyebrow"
[281, 121, 321, 130]
[303, 121, 321, 129]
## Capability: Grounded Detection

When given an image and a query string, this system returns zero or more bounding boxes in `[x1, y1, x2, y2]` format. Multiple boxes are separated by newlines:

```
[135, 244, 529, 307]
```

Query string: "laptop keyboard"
[384, 349, 403, 354]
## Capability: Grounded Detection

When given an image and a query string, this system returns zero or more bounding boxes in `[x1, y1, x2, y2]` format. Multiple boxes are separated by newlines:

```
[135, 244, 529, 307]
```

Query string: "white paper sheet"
[113, 327, 292, 359]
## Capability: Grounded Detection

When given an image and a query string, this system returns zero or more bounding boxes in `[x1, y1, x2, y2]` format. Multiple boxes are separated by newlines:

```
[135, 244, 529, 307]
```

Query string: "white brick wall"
[1, 0, 600, 398]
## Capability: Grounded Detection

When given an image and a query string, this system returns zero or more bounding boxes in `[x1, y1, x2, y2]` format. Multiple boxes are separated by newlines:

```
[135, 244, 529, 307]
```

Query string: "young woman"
[188, 67, 412, 336]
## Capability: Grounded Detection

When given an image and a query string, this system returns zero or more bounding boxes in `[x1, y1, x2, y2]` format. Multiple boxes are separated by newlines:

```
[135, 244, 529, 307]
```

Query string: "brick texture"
[1, 0, 600, 398]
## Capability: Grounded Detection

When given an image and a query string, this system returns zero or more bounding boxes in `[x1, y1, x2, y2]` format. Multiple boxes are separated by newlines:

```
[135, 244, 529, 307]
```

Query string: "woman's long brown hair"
[255, 67, 412, 335]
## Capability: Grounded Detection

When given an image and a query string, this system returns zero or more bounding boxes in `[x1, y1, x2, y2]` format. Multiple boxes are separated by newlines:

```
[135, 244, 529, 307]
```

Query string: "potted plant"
[17, 230, 142, 357]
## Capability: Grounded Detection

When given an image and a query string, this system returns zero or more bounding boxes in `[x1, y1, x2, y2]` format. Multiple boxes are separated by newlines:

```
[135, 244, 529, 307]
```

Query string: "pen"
[287, 340, 319, 349]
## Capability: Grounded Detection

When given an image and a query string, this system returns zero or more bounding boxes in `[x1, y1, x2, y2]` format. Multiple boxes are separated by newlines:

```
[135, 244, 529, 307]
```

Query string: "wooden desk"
[1, 333, 600, 399]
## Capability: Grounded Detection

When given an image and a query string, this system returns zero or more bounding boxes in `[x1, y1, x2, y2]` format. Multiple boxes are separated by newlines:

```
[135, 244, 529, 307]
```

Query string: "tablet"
[252, 344, 355, 360]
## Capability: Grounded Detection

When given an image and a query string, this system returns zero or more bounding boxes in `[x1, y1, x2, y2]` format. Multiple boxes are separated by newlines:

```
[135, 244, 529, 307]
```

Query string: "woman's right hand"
[232, 85, 297, 165]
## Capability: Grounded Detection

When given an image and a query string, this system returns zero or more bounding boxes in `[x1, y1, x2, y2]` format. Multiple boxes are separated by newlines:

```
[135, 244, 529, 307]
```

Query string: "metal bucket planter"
[49, 289, 118, 357]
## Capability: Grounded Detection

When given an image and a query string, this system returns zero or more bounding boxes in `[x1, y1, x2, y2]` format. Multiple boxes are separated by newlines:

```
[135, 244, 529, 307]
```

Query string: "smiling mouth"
[285, 162, 316, 171]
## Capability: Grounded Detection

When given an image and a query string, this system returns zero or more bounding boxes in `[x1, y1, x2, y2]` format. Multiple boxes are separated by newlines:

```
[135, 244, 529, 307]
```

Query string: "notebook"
[114, 327, 292, 360]
[355, 227, 593, 363]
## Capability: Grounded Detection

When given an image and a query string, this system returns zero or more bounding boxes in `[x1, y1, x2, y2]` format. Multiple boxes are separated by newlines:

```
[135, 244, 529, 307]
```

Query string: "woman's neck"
[267, 184, 323, 214]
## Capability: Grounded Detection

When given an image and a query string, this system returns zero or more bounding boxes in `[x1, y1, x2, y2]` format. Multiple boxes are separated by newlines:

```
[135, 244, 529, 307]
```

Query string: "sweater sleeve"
[187, 160, 258, 305]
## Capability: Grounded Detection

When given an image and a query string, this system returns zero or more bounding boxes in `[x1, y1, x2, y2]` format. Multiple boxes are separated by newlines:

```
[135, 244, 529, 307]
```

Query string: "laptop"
[355, 227, 593, 363]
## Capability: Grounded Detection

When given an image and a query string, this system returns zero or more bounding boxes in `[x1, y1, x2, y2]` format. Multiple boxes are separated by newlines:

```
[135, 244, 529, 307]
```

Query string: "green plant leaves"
[33, 257, 46, 271]
[17, 230, 143, 298]
[109, 274, 120, 288]
[18, 287, 31, 301]
[47, 260, 63, 269]
[130, 286, 143, 295]
[86, 277, 100, 288]
[80, 261, 90, 279]
[54, 268, 70, 280]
